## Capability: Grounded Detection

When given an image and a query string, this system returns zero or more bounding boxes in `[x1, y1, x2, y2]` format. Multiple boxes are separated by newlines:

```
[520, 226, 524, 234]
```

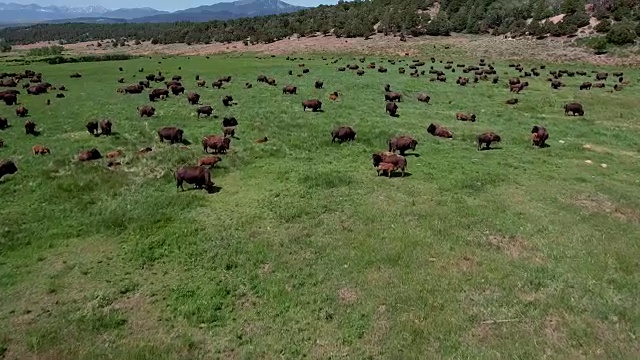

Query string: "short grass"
[0, 49, 639, 359]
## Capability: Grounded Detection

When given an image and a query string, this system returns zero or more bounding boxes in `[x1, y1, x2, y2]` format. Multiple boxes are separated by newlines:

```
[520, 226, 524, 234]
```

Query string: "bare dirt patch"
[338, 287, 358, 305]
[573, 194, 640, 223]
[465, 323, 496, 345]
[485, 235, 544, 262]
[544, 314, 568, 345]
[582, 143, 640, 159]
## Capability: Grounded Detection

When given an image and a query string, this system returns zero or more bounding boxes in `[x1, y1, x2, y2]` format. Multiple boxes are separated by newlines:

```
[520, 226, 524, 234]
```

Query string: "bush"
[594, 19, 611, 33]
[134, 40, 141, 45]
[586, 36, 609, 53]
[606, 22, 637, 45]
[564, 11, 590, 28]
[0, 40, 11, 53]
[636, 21, 640, 37]
[151, 38, 159, 45]
[27, 45, 63, 56]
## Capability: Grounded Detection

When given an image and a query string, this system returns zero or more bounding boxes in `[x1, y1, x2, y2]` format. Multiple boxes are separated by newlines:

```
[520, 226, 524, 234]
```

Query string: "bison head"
[427, 124, 437, 135]
[372, 153, 383, 167]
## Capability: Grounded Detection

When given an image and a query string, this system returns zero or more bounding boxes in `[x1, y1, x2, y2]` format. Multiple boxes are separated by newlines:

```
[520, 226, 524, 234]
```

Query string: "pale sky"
[7, 0, 339, 11]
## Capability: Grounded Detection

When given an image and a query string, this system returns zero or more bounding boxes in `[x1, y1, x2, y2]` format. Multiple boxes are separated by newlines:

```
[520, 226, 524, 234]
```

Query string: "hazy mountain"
[0, 0, 306, 24]
[0, 2, 166, 23]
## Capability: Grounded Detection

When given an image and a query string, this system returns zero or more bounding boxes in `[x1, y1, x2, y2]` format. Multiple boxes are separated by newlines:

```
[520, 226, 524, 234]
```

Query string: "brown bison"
[218, 76, 232, 83]
[388, 136, 417, 155]
[593, 82, 605, 88]
[212, 80, 223, 89]
[477, 132, 501, 150]
[100, 119, 112, 136]
[456, 77, 468, 86]
[331, 126, 356, 143]
[32, 145, 50, 155]
[86, 121, 99, 136]
[531, 125, 548, 147]
[158, 127, 184, 144]
[356, 70, 365, 76]
[257, 75, 268, 82]
[551, 80, 563, 89]
[106, 150, 122, 158]
[302, 99, 322, 112]
[376, 162, 398, 177]
[372, 152, 406, 177]
[169, 85, 185, 95]
[314, 80, 323, 89]
[175, 166, 214, 192]
[329, 92, 338, 101]
[267, 78, 277, 86]
[69, 73, 81, 78]
[202, 135, 231, 154]
[138, 105, 155, 117]
[0, 117, 8, 129]
[427, 123, 453, 138]
[187, 92, 200, 105]
[223, 127, 235, 138]
[3, 93, 17, 105]
[564, 102, 584, 116]
[78, 148, 102, 161]
[580, 82, 592, 90]
[196, 106, 213, 118]
[417, 93, 430, 103]
[456, 112, 476, 122]
[165, 80, 181, 88]
[149, 88, 169, 101]
[0, 160, 18, 180]
[124, 84, 144, 94]
[614, 84, 623, 91]
[385, 92, 402, 102]
[197, 155, 222, 167]
[197, 80, 206, 87]
[283, 85, 297, 94]
[255, 137, 268, 143]
[386, 102, 398, 116]
[223, 117, 238, 127]
[16, 106, 28, 117]
[595, 72, 608, 81]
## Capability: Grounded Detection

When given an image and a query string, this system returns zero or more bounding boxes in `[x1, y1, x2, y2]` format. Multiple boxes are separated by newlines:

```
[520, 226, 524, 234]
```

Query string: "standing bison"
[388, 136, 417, 155]
[100, 119, 112, 136]
[283, 85, 297, 94]
[564, 102, 584, 116]
[15, 106, 28, 117]
[24, 121, 37, 135]
[223, 117, 238, 127]
[372, 152, 407, 177]
[0, 160, 18, 181]
[531, 125, 549, 147]
[385, 92, 402, 102]
[386, 102, 398, 117]
[158, 127, 184, 144]
[417, 93, 430, 103]
[138, 105, 155, 117]
[187, 92, 200, 105]
[2, 93, 17, 105]
[175, 166, 214, 192]
[477, 132, 501, 150]
[331, 126, 356, 143]
[202, 135, 231, 154]
[86, 121, 99, 136]
[196, 106, 213, 118]
[302, 99, 322, 112]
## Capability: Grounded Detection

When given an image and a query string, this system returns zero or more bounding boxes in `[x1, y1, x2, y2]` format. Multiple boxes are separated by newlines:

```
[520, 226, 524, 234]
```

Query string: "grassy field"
[0, 49, 639, 359]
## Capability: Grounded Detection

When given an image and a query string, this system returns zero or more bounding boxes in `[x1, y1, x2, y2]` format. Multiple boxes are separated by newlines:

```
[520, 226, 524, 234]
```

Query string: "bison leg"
[177, 179, 184, 191]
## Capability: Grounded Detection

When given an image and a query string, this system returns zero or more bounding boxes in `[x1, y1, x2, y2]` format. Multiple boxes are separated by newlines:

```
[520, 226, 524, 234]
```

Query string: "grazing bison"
[197, 80, 206, 87]
[124, 84, 144, 94]
[106, 150, 122, 159]
[138, 105, 155, 117]
[149, 88, 169, 101]
[212, 80, 223, 89]
[218, 76, 232, 83]
[100, 119, 112, 136]
[146, 74, 156, 81]
[531, 125, 548, 147]
[302, 99, 322, 112]
[0, 160, 18, 180]
[376, 162, 397, 177]
[580, 82, 592, 90]
[384, 84, 391, 92]
[175, 166, 213, 192]
[223, 127, 235, 138]
[69, 73, 82, 78]
[27, 84, 47, 95]
[283, 85, 297, 94]
[245, 82, 253, 89]
[456, 112, 476, 122]
[595, 72, 608, 81]
[266, 78, 276, 86]
[372, 152, 406, 177]
[223, 117, 238, 127]
[612, 72, 623, 77]
[477, 132, 501, 150]
[198, 155, 222, 167]
[158, 127, 184, 144]
[564, 102, 584, 116]
[456, 77, 468, 86]
[593, 82, 605, 88]
[388, 136, 417, 155]
[614, 84, 623, 91]
[118, 77, 125, 83]
[222, 95, 234, 106]
[78, 148, 101, 161]
[24, 120, 37, 135]
[32, 145, 50, 155]
[417, 93, 430, 103]
[551, 80, 563, 89]
[187, 92, 200, 105]
[329, 92, 339, 101]
[139, 80, 150, 88]
[331, 126, 356, 143]
[169, 85, 185, 95]
[15, 106, 28, 117]
[172, 75, 182, 81]
[386, 102, 398, 116]
[257, 75, 268, 82]
[427, 123, 453, 138]
[196, 106, 213, 118]
[0, 117, 7, 129]
[385, 92, 402, 102]
[202, 135, 231, 154]
[314, 80, 323, 89]
[86, 121, 99, 136]
[3, 93, 17, 105]
[505, 98, 519, 105]
[165, 80, 181, 88]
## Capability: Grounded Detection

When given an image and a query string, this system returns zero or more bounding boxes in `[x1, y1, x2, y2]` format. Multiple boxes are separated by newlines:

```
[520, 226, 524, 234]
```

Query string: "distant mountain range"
[0, 0, 306, 24]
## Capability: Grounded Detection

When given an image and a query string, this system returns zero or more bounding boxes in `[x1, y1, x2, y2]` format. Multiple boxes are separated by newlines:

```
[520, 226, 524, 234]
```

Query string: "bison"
[376, 162, 398, 177]
[197, 155, 222, 167]
[169, 85, 185, 96]
[223, 127, 235, 138]
[100, 119, 112, 136]
[580, 82, 592, 90]
[158, 127, 184, 144]
[149, 88, 169, 101]
[196, 105, 213, 118]
[315, 80, 324, 89]
[0, 160, 18, 180]
[302, 99, 322, 112]
[187, 92, 200, 105]
[329, 92, 339, 101]
[222, 95, 234, 107]
[427, 123, 453, 138]
[417, 93, 430, 103]
[385, 92, 402, 102]
[86, 121, 99, 136]
[3, 93, 17, 105]
[255, 137, 268, 143]
[595, 72, 608, 81]
[223, 117, 238, 127]
[197, 80, 206, 87]
[175, 166, 214, 192]
[456, 112, 476, 122]
[564, 102, 584, 116]
[202, 135, 231, 154]
[372, 152, 406, 177]
[16, 106, 28, 117]
[386, 102, 398, 116]
[24, 121, 37, 135]
[331, 126, 356, 143]
[124, 84, 144, 94]
[32, 145, 50, 155]
[477, 132, 501, 150]
[78, 148, 102, 161]
[388, 136, 417, 155]
[283, 85, 297, 94]
[212, 80, 223, 89]
[531, 125, 549, 147]
[0, 117, 7, 129]
[138, 105, 155, 117]
[505, 98, 519, 105]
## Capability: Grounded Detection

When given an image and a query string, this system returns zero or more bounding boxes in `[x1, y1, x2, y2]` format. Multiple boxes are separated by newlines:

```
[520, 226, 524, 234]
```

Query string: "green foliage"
[564, 10, 590, 28]
[0, 40, 10, 52]
[424, 15, 451, 36]
[585, 35, 609, 53]
[562, 0, 584, 15]
[636, 20, 640, 36]
[594, 19, 611, 33]
[606, 22, 637, 45]
[26, 45, 63, 56]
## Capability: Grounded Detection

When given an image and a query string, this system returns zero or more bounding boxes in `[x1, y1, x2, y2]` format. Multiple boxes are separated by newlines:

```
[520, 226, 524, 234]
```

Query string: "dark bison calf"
[331, 126, 356, 143]
[222, 95, 234, 107]
[158, 127, 184, 144]
[24, 120, 37, 135]
[314, 80, 323, 89]
[16, 106, 28, 117]
[0, 117, 7, 129]
[385, 91, 402, 102]
[388, 136, 417, 155]
[138, 105, 155, 117]
[372, 152, 406, 177]
[564, 102, 584, 116]
[86, 121, 99, 136]
[187, 92, 200, 105]
[386, 102, 398, 116]
[78, 148, 101, 161]
[223, 117, 238, 127]
[175, 166, 213, 192]
[202, 135, 231, 154]
[427, 123, 453, 138]
[477, 132, 501, 150]
[100, 119, 112, 136]
[0, 160, 18, 180]
[302, 99, 322, 112]
[223, 127, 235, 138]
[505, 98, 519, 105]
[531, 125, 548, 147]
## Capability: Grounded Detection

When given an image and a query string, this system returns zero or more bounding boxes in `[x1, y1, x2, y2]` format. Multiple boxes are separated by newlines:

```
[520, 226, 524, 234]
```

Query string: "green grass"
[0, 50, 639, 359]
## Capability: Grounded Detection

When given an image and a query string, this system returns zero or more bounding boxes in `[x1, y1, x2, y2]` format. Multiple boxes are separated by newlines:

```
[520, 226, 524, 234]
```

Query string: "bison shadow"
[184, 185, 222, 194]
[402, 152, 420, 157]
[479, 146, 502, 151]
[181, 139, 192, 146]
[28, 130, 42, 137]
[537, 143, 551, 149]
[389, 113, 400, 118]
[378, 171, 412, 178]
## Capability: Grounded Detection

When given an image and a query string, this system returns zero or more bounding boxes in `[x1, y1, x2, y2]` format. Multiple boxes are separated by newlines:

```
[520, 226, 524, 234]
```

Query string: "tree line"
[0, 0, 638, 47]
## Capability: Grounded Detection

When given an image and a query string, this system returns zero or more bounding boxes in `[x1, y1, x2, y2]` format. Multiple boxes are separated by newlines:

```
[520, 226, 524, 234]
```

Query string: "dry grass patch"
[485, 235, 545, 262]
[573, 194, 640, 223]
[338, 287, 358, 305]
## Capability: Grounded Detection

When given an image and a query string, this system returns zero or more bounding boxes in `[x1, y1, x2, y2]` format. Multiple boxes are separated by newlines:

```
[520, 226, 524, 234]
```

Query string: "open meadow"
[0, 48, 639, 358]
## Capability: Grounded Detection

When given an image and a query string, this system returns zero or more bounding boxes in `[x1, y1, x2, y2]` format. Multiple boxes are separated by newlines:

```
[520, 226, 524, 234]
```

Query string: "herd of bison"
[0, 54, 627, 191]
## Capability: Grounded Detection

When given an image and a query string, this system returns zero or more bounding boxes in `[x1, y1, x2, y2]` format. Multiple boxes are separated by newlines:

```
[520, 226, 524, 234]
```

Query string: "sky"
[7, 0, 340, 11]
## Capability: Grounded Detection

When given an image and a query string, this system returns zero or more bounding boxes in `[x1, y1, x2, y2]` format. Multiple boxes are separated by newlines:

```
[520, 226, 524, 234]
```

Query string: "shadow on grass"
[479, 146, 502, 151]
[376, 172, 413, 178]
